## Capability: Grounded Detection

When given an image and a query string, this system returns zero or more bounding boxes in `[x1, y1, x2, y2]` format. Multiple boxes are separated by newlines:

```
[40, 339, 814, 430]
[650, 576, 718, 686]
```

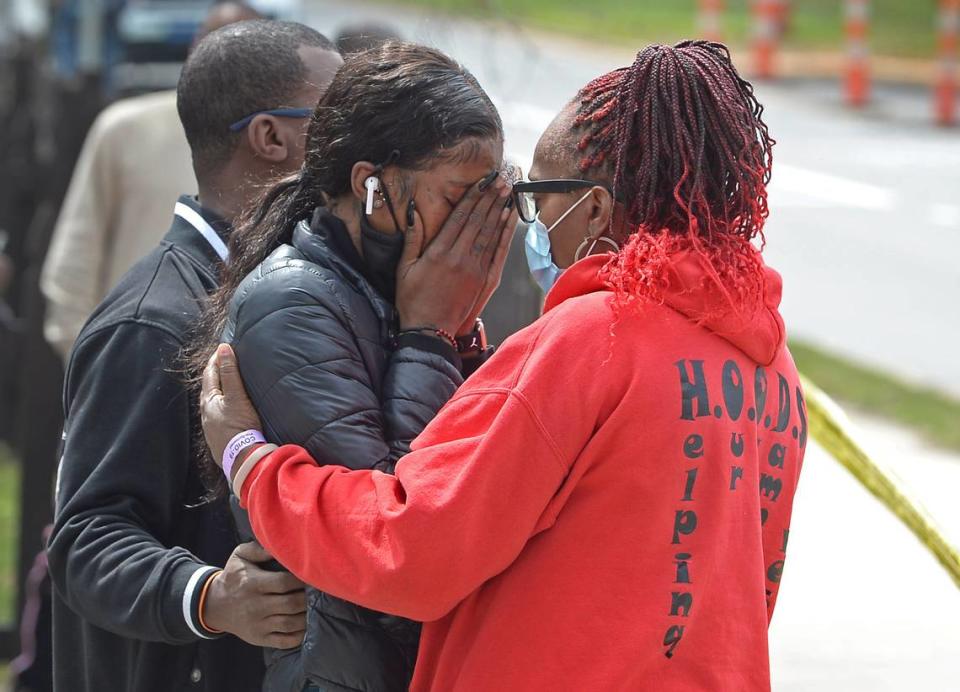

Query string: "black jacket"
[47, 196, 264, 692]
[224, 208, 463, 692]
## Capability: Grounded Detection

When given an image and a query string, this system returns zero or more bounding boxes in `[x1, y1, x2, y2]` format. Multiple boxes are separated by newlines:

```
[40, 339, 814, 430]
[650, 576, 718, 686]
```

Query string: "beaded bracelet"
[397, 326, 458, 350]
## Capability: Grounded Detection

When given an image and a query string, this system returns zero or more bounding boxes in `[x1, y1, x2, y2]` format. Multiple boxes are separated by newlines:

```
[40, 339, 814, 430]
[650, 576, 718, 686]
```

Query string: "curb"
[740, 49, 942, 87]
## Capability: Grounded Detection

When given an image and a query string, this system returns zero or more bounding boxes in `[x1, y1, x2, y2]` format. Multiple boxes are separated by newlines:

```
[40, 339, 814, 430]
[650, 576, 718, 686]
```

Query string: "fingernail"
[478, 170, 499, 191]
[406, 199, 415, 227]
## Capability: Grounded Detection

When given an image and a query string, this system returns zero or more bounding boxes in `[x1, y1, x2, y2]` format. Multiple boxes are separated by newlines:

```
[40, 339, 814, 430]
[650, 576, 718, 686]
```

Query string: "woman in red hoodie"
[202, 41, 806, 691]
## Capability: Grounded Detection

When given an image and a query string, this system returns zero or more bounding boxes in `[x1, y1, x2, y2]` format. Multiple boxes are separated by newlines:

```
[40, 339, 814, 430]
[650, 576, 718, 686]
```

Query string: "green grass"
[391, 0, 943, 59]
[0, 443, 19, 626]
[790, 340, 960, 452]
[1, 446, 19, 684]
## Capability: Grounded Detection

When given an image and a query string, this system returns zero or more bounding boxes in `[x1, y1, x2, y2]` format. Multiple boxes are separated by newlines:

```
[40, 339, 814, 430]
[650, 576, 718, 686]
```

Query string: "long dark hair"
[186, 41, 502, 493]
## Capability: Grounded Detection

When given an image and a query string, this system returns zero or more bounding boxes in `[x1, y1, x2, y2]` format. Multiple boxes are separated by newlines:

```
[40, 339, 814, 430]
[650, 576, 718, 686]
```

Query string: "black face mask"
[358, 149, 408, 302]
[358, 205, 405, 302]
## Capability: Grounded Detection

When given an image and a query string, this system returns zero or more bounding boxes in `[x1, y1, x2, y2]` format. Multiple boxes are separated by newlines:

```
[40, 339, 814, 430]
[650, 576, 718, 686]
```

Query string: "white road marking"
[772, 164, 897, 211]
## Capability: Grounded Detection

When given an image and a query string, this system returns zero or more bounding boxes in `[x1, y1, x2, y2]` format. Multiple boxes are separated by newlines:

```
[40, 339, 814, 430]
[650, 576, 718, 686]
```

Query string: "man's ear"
[246, 115, 289, 164]
[585, 185, 615, 241]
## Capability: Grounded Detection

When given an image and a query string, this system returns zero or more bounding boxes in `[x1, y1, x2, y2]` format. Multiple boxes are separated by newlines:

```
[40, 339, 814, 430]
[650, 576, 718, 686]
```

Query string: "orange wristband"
[197, 569, 224, 635]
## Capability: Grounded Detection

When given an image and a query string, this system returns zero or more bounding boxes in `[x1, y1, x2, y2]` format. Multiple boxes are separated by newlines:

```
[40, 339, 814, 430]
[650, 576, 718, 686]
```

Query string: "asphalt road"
[308, 0, 960, 397]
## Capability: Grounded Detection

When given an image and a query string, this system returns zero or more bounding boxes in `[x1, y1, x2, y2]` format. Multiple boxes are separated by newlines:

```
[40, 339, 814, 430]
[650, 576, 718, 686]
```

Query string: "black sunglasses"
[512, 179, 612, 223]
[228, 107, 313, 132]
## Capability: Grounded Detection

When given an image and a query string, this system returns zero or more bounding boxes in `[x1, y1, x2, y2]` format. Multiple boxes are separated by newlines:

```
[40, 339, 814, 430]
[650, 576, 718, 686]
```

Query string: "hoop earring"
[575, 235, 620, 262]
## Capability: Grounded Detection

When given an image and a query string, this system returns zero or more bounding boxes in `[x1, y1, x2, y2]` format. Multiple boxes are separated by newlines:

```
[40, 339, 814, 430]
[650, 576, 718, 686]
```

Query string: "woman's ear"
[246, 115, 289, 164]
[585, 185, 615, 241]
[350, 161, 380, 202]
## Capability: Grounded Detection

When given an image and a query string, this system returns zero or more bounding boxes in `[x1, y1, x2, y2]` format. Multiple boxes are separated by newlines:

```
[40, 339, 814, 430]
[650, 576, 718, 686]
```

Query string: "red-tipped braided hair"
[573, 41, 775, 310]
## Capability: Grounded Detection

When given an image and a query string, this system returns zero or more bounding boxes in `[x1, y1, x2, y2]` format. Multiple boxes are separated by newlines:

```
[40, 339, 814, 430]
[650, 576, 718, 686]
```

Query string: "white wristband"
[232, 443, 279, 497]
[222, 430, 266, 481]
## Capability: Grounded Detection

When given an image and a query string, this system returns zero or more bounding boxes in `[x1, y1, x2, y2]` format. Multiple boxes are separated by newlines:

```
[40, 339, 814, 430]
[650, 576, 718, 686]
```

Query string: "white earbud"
[364, 176, 380, 215]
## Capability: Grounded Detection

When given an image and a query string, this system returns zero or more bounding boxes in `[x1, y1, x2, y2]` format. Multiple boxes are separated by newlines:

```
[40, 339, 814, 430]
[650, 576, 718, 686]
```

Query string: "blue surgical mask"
[522, 189, 594, 294]
[523, 216, 562, 294]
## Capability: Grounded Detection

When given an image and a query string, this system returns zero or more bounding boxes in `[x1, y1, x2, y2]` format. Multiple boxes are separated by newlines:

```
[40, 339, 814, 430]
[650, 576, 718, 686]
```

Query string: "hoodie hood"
[543, 250, 786, 366]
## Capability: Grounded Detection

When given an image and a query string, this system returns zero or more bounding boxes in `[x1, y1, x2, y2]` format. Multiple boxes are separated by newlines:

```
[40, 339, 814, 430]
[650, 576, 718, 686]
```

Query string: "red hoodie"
[239, 250, 806, 691]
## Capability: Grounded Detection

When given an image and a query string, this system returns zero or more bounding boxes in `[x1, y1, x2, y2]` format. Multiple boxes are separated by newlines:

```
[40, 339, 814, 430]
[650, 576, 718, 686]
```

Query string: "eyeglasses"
[228, 107, 314, 132]
[512, 179, 612, 224]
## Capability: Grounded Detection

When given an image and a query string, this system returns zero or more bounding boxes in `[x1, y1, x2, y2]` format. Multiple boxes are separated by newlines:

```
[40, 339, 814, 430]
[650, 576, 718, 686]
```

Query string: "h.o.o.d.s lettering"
[659, 359, 806, 659]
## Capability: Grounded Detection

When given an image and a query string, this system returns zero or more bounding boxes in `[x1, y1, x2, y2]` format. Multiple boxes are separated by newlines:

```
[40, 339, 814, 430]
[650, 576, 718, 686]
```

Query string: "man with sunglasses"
[47, 20, 342, 692]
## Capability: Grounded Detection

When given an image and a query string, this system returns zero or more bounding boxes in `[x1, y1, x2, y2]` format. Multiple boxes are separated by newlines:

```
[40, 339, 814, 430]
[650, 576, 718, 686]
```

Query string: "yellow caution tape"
[800, 374, 960, 589]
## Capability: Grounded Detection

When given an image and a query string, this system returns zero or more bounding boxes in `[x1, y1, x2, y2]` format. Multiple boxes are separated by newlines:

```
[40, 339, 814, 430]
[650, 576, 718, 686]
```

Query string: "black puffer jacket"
[223, 208, 464, 692]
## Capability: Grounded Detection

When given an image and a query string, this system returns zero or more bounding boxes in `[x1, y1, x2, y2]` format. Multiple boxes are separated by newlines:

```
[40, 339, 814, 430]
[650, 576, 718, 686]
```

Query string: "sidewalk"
[769, 411, 960, 690]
